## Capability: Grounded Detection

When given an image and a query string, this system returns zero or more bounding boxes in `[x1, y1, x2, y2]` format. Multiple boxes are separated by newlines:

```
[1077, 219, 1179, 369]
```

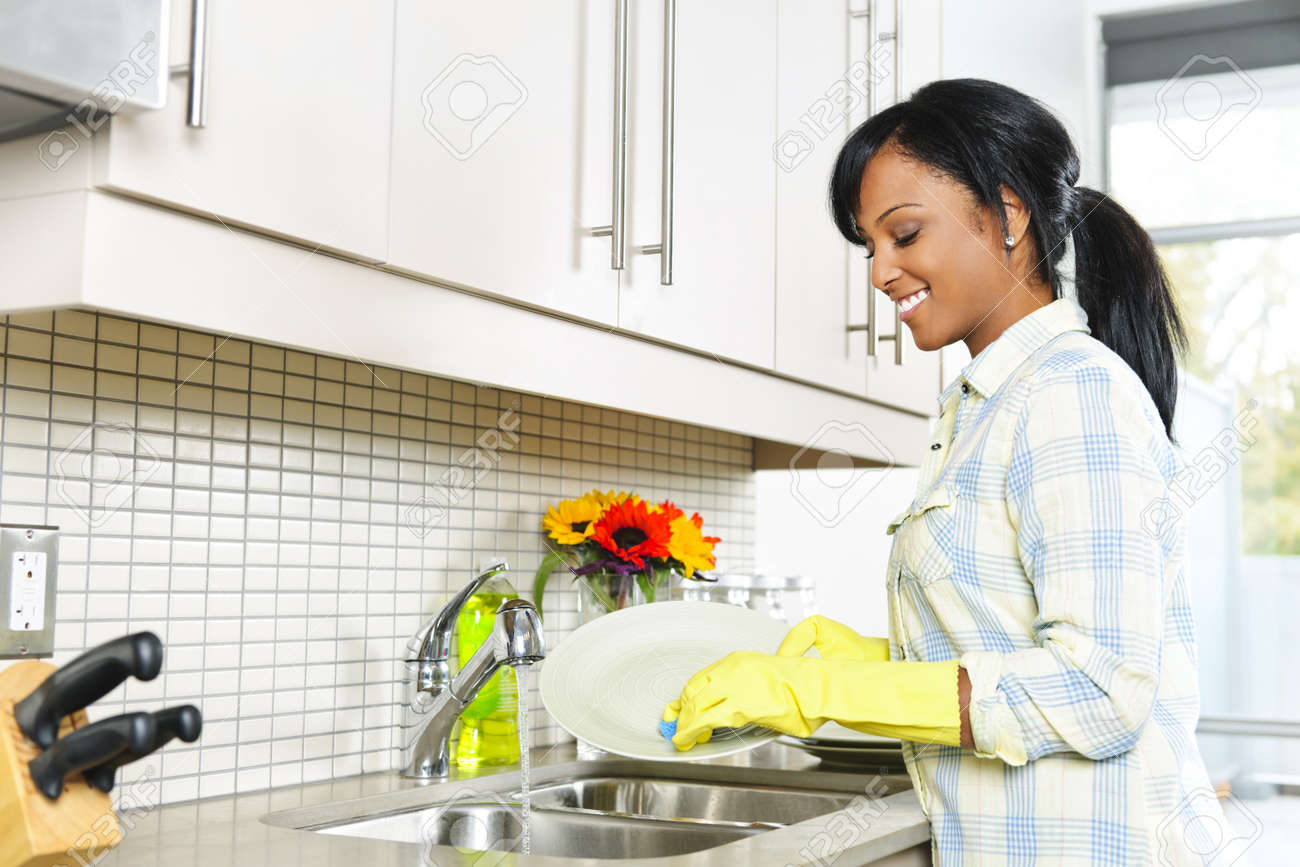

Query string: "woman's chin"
[907, 324, 936, 352]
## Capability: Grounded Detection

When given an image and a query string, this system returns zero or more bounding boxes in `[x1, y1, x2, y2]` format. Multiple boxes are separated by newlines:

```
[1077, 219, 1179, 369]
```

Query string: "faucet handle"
[494, 598, 546, 665]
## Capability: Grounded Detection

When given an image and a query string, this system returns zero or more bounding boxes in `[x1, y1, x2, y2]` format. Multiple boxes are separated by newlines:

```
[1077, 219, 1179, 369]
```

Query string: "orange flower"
[591, 499, 672, 568]
[651, 499, 684, 522]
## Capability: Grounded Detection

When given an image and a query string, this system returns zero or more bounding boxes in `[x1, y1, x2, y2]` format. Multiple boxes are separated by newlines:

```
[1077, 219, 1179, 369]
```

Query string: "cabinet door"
[773, 1, 870, 395]
[618, 0, 777, 369]
[386, 1, 619, 325]
[96, 0, 395, 261]
[859, 0, 943, 415]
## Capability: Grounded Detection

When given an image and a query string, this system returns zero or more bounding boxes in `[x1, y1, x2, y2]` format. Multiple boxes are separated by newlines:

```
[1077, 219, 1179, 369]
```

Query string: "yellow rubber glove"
[661, 651, 962, 751]
[776, 615, 891, 662]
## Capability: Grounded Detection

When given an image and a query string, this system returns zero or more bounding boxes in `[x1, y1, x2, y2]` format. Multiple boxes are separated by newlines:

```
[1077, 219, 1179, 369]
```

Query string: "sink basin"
[262, 755, 918, 863]
[319, 799, 763, 859]
[521, 775, 859, 826]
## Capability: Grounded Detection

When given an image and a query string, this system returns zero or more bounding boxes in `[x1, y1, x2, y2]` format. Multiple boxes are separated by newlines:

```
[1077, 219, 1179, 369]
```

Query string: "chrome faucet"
[399, 561, 546, 779]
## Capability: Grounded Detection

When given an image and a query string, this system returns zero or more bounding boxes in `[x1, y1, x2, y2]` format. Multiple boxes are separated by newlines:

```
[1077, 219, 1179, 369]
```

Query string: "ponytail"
[1069, 187, 1189, 445]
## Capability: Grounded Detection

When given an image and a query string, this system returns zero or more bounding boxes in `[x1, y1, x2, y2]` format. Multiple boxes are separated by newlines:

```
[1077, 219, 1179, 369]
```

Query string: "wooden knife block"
[0, 661, 120, 867]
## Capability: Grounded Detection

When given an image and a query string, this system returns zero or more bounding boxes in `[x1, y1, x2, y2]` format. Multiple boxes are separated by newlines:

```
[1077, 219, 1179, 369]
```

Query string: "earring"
[1004, 234, 1015, 248]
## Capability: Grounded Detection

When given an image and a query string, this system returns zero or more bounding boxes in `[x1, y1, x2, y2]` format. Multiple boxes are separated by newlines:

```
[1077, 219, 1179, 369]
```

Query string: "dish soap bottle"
[455, 559, 521, 768]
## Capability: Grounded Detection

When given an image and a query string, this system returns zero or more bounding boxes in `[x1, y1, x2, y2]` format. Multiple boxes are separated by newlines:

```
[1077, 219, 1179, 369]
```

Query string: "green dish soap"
[454, 566, 521, 768]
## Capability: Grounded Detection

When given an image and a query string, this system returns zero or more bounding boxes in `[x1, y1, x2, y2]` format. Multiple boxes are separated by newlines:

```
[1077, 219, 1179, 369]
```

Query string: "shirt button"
[930, 443, 942, 451]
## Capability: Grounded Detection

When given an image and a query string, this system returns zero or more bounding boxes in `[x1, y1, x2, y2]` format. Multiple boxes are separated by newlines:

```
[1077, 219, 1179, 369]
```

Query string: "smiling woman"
[667, 77, 1230, 866]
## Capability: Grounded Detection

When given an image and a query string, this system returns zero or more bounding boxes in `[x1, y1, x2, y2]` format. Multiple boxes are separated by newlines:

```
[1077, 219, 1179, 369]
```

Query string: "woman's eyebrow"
[873, 202, 922, 225]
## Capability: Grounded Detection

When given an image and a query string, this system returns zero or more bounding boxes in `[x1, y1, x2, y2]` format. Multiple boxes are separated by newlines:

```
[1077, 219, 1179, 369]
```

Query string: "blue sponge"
[659, 718, 677, 743]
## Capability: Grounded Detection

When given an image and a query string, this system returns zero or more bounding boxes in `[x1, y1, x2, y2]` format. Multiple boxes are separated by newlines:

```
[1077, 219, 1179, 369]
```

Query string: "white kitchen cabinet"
[773, 0, 943, 414]
[94, 0, 395, 262]
[773, 0, 870, 395]
[617, 0, 777, 369]
[386, 1, 620, 325]
[852, 0, 945, 416]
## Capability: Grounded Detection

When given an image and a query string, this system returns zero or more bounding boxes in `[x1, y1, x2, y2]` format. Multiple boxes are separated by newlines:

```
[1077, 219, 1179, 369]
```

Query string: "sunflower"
[589, 488, 638, 509]
[541, 492, 606, 545]
[590, 499, 672, 568]
[667, 512, 721, 578]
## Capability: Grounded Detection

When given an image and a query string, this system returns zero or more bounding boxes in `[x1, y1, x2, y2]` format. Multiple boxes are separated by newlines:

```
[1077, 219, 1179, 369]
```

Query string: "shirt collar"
[938, 295, 1091, 408]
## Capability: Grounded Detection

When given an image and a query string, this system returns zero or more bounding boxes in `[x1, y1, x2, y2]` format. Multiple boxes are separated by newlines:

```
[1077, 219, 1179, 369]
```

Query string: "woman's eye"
[864, 230, 920, 260]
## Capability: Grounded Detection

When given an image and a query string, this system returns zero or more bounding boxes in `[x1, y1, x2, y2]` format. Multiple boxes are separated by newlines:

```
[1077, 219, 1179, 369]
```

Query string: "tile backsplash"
[0, 309, 756, 807]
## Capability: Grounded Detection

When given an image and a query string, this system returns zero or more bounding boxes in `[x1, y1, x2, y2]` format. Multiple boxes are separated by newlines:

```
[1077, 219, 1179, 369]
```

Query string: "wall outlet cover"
[0, 525, 59, 658]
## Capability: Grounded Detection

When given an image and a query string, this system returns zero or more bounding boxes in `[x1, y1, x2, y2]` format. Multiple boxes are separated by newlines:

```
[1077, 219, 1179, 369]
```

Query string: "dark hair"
[828, 77, 1188, 444]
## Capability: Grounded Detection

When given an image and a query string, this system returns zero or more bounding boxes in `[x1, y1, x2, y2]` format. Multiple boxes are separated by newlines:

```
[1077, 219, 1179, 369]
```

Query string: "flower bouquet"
[532, 489, 721, 622]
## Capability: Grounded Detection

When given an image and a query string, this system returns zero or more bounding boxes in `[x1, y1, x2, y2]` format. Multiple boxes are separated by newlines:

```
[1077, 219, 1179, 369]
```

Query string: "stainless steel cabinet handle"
[658, 0, 676, 285]
[844, 4, 904, 365]
[592, 0, 630, 269]
[168, 0, 209, 127]
[848, 258, 904, 364]
[849, 6, 872, 115]
[873, 261, 906, 364]
[867, 0, 900, 115]
[640, 0, 676, 285]
[186, 0, 209, 127]
[885, 0, 900, 105]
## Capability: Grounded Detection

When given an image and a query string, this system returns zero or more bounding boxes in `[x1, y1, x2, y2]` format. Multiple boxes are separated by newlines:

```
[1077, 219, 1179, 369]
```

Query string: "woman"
[664, 79, 1229, 865]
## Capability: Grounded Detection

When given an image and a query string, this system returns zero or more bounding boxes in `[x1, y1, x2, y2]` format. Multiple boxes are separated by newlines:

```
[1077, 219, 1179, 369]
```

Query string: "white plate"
[776, 736, 907, 769]
[538, 601, 791, 761]
[799, 721, 901, 745]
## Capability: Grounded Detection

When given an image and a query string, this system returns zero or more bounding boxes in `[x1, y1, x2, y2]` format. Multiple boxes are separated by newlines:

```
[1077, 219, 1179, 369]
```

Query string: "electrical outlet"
[9, 550, 48, 631]
[0, 524, 59, 658]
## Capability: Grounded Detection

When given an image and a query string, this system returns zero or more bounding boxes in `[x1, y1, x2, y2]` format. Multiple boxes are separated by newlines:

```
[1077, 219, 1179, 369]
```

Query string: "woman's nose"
[870, 249, 902, 295]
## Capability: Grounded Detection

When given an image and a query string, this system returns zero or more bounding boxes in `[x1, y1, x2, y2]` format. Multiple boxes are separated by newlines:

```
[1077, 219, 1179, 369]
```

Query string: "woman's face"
[854, 143, 1049, 356]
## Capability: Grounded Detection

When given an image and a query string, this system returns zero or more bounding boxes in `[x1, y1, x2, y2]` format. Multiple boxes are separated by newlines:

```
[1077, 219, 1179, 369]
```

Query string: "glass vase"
[575, 570, 647, 626]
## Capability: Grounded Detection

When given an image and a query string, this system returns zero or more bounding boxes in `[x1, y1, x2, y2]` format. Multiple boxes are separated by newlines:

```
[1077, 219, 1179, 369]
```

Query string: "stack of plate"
[777, 722, 907, 770]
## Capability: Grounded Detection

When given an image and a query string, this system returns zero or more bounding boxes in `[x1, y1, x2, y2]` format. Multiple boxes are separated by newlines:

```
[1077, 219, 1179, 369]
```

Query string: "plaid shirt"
[884, 296, 1230, 865]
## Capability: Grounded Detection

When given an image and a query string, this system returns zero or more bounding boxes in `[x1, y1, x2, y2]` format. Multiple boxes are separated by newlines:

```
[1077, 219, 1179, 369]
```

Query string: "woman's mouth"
[898, 288, 930, 323]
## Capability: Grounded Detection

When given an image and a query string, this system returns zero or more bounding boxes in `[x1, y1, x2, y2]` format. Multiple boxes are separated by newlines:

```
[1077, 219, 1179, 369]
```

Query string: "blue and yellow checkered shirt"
[885, 295, 1228, 865]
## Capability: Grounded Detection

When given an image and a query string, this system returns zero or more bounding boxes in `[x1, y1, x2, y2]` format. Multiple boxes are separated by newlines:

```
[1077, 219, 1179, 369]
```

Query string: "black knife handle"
[28, 712, 156, 801]
[84, 705, 202, 793]
[14, 632, 164, 749]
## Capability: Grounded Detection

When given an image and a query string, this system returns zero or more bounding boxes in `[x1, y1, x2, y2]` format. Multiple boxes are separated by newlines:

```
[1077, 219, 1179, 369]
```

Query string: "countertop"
[93, 741, 932, 866]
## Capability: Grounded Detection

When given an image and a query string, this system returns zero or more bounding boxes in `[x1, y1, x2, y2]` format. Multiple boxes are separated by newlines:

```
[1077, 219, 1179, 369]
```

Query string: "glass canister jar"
[783, 574, 817, 623]
[678, 572, 726, 604]
[715, 572, 752, 608]
[747, 573, 788, 622]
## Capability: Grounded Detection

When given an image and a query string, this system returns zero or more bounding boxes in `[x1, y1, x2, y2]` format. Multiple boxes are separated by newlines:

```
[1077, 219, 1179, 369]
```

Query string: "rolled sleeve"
[961, 650, 1028, 765]
[963, 365, 1170, 764]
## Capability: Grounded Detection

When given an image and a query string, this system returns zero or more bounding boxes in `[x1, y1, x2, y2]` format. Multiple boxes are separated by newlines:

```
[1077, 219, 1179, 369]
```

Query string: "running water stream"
[516, 666, 532, 855]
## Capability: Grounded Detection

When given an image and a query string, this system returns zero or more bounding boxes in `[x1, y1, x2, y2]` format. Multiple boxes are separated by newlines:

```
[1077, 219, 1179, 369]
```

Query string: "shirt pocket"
[885, 482, 956, 587]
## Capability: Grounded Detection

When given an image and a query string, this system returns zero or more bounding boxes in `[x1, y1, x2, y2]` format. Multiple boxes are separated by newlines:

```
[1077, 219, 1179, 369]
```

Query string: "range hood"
[0, 0, 171, 142]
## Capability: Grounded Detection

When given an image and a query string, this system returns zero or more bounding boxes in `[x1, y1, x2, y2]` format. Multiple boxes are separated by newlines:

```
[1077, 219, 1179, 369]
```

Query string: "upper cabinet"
[94, 0, 395, 262]
[616, 0, 777, 370]
[857, 0, 943, 416]
[386, 1, 620, 325]
[774, 0, 942, 414]
[773, 0, 869, 395]
[0, 1, 947, 455]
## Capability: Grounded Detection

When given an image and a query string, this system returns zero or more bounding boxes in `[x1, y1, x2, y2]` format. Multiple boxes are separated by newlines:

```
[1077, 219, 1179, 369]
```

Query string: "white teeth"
[898, 288, 930, 311]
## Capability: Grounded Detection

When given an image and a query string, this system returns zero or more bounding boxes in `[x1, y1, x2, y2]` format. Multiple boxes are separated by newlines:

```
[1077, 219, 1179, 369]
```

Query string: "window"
[1104, 1, 1300, 852]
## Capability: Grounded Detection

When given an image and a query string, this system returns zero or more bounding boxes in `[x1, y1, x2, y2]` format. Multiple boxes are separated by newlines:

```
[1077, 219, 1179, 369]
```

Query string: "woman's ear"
[999, 183, 1032, 247]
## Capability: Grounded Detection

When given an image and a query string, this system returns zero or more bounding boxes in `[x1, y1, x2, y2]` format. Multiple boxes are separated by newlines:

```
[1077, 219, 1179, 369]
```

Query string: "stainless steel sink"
[262, 753, 923, 864]
[318, 799, 764, 859]
[522, 775, 860, 826]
